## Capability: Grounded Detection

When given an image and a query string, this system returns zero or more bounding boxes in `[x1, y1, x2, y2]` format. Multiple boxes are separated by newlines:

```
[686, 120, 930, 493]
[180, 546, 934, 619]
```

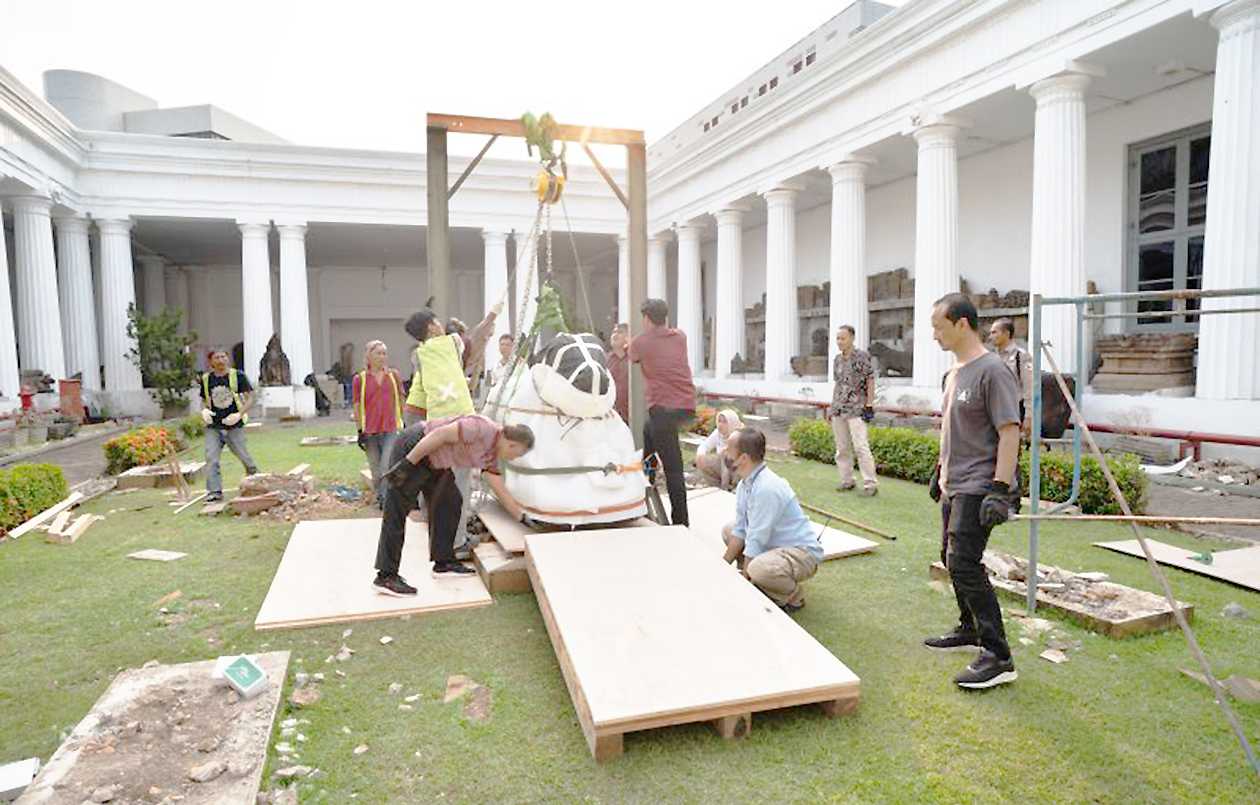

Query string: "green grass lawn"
[2, 422, 1258, 803]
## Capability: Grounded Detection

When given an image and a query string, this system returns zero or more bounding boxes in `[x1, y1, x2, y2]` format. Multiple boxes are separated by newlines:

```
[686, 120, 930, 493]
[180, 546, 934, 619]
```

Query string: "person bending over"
[372, 414, 534, 596]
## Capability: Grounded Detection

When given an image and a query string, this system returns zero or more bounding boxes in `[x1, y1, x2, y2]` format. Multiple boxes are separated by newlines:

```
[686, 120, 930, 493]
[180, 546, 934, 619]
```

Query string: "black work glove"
[979, 480, 1014, 529]
[928, 464, 942, 503]
[519, 512, 541, 530]
[861, 406, 875, 423]
[384, 458, 419, 490]
[356, 430, 367, 450]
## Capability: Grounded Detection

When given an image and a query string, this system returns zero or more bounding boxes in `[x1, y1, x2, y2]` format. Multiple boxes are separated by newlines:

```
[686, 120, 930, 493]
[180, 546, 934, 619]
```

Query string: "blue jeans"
[362, 431, 397, 505]
[204, 427, 258, 493]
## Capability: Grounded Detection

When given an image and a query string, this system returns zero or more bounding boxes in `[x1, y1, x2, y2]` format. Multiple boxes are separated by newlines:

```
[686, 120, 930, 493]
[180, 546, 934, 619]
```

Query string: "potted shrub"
[127, 304, 199, 419]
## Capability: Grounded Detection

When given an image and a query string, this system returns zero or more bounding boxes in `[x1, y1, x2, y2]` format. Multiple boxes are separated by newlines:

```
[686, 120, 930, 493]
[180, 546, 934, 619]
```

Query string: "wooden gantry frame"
[425, 113, 650, 443]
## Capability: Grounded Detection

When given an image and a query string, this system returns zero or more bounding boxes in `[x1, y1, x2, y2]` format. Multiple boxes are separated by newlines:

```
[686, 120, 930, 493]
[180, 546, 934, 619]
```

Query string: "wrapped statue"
[484, 333, 647, 526]
[258, 334, 291, 386]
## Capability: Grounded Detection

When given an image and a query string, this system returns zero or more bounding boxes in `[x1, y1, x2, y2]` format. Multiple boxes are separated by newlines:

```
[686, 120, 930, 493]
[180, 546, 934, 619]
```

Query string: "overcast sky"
[0, 0, 905, 164]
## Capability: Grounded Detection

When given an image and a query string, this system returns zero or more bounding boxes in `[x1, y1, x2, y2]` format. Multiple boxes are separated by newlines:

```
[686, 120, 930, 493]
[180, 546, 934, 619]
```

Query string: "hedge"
[787, 419, 1146, 515]
[178, 413, 206, 441]
[103, 425, 185, 475]
[0, 463, 69, 533]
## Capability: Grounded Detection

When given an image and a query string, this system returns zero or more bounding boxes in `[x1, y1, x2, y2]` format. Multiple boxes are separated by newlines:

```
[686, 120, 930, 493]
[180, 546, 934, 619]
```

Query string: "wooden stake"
[173, 491, 209, 515]
[799, 501, 897, 541]
[1015, 513, 1260, 526]
[8, 492, 85, 539]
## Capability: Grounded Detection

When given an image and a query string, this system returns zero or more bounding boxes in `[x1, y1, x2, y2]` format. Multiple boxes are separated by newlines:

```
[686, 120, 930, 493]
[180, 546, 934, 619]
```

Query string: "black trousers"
[373, 425, 460, 576]
[644, 406, 691, 527]
[940, 494, 1011, 660]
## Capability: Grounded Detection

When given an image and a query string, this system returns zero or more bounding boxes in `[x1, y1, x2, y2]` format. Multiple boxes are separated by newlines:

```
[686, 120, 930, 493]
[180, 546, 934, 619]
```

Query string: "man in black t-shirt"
[199, 349, 259, 502]
[923, 294, 1022, 690]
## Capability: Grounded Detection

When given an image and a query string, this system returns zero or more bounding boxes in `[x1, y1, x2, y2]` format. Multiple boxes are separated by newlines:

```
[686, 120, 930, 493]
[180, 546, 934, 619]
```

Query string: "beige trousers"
[830, 415, 878, 489]
[746, 547, 819, 606]
[696, 453, 734, 490]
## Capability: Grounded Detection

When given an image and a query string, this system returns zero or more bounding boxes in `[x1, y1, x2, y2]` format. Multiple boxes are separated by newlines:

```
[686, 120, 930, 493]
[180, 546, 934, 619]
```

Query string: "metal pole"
[1041, 343, 1259, 778]
[426, 126, 451, 312]
[627, 143, 648, 448]
[1026, 294, 1043, 613]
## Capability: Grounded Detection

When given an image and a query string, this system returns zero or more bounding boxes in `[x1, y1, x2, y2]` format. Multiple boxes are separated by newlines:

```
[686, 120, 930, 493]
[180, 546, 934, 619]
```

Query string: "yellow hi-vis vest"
[201, 370, 249, 425]
[356, 369, 403, 432]
[405, 336, 474, 419]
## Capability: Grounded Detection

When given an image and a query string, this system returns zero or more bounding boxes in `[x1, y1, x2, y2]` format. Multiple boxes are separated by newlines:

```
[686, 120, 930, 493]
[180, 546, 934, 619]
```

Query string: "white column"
[12, 196, 66, 380]
[763, 184, 801, 381]
[482, 229, 511, 343]
[277, 224, 314, 384]
[139, 254, 166, 315]
[1197, 0, 1260, 400]
[647, 235, 668, 301]
[187, 269, 211, 361]
[514, 230, 538, 344]
[97, 218, 143, 392]
[165, 266, 190, 334]
[616, 234, 630, 324]
[714, 206, 746, 378]
[827, 159, 874, 372]
[675, 222, 704, 372]
[911, 123, 963, 389]
[0, 208, 20, 398]
[1029, 71, 1093, 374]
[53, 214, 100, 391]
[239, 220, 273, 383]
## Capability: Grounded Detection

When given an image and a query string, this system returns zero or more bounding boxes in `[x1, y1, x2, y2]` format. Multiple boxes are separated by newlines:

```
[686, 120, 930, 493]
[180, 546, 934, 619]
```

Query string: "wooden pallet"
[473, 540, 531, 593]
[526, 526, 860, 761]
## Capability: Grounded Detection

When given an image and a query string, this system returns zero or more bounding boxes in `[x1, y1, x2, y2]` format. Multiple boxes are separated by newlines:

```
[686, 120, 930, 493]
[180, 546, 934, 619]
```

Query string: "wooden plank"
[286, 463, 311, 477]
[7, 492, 84, 539]
[128, 549, 188, 562]
[46, 514, 102, 545]
[173, 491, 208, 515]
[477, 502, 529, 554]
[526, 527, 860, 760]
[254, 518, 492, 631]
[201, 501, 228, 516]
[1094, 540, 1260, 593]
[711, 712, 752, 740]
[47, 510, 73, 535]
[426, 113, 645, 145]
[473, 541, 531, 594]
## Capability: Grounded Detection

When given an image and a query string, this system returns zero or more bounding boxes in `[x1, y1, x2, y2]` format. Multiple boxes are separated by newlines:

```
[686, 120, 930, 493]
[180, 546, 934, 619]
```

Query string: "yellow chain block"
[533, 169, 565, 205]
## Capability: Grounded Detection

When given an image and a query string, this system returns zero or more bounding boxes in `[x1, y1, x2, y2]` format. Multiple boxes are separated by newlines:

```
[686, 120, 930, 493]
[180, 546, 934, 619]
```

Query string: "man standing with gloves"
[923, 293, 1022, 690]
[829, 325, 879, 496]
[199, 348, 259, 502]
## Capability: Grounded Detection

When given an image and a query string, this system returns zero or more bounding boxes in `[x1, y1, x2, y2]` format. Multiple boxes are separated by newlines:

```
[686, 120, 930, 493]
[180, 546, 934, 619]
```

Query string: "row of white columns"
[0, 206, 322, 403]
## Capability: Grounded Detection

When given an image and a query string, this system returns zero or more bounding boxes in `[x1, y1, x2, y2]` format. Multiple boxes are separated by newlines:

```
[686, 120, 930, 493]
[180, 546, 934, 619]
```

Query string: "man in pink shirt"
[374, 414, 535, 596]
[630, 298, 696, 526]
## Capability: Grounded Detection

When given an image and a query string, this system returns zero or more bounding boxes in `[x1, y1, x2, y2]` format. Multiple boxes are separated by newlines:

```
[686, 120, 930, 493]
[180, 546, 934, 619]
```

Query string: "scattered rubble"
[353, 744, 369, 756]
[1221, 602, 1250, 619]
[272, 765, 313, 781]
[1177, 458, 1260, 489]
[1040, 649, 1069, 664]
[388, 682, 403, 695]
[188, 759, 227, 783]
[379, 636, 393, 645]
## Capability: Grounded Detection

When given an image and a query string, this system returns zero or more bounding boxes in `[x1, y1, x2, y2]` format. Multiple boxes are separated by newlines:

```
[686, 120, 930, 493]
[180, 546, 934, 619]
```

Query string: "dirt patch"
[20, 652, 288, 805]
[259, 489, 365, 522]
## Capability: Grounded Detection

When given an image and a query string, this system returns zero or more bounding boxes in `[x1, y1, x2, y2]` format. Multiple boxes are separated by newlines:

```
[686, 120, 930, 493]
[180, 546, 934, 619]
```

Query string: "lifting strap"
[503, 459, 644, 477]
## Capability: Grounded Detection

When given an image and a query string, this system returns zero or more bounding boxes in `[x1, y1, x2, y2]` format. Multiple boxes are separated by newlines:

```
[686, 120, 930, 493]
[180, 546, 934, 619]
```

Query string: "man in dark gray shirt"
[923, 293, 1022, 690]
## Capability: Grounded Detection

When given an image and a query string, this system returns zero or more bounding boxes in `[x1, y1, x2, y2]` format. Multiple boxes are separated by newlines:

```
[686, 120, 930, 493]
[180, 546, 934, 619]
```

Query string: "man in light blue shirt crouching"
[720, 427, 824, 614]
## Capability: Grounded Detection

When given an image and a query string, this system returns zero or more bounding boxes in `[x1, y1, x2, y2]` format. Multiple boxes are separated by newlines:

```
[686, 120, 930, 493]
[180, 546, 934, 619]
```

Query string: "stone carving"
[869, 342, 912, 378]
[258, 334, 292, 386]
[810, 328, 828, 356]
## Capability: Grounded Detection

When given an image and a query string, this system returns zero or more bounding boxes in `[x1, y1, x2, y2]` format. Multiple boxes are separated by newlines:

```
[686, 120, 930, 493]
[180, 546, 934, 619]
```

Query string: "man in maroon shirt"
[606, 323, 630, 423]
[630, 298, 696, 526]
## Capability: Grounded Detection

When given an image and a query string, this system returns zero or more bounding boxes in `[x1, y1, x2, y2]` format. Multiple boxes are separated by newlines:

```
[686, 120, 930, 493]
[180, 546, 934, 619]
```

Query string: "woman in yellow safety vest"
[352, 340, 403, 506]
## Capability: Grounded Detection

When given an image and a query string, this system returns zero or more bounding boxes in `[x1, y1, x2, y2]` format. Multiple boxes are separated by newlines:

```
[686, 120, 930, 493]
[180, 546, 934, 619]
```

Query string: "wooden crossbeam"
[426, 113, 645, 146]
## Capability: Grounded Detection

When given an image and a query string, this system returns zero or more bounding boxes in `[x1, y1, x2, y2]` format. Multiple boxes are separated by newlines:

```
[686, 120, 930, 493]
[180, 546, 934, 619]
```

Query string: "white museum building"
[1, 0, 1258, 443]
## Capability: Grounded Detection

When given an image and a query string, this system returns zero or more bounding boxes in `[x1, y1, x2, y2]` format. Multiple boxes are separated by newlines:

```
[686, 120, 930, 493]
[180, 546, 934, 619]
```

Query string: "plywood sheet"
[682, 488, 878, 561]
[1094, 540, 1260, 592]
[526, 527, 860, 754]
[254, 518, 491, 631]
[128, 549, 188, 562]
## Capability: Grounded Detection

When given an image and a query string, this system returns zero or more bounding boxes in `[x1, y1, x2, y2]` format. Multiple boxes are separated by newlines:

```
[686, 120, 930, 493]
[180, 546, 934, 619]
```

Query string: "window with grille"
[1126, 124, 1211, 330]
